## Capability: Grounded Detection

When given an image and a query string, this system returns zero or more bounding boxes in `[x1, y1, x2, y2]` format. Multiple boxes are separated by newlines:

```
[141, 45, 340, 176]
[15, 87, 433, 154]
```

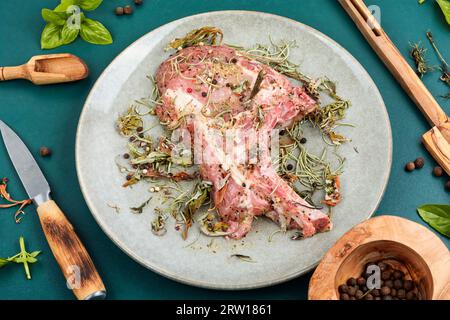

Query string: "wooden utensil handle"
[0, 65, 29, 81]
[37, 200, 106, 300]
[339, 0, 449, 138]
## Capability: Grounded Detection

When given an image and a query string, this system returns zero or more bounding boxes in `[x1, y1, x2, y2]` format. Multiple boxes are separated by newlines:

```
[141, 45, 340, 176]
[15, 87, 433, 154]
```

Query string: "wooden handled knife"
[0, 120, 106, 300]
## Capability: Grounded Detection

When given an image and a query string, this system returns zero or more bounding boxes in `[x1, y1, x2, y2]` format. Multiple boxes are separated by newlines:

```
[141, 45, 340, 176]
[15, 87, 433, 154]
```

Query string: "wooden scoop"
[0, 54, 89, 85]
[339, 0, 450, 175]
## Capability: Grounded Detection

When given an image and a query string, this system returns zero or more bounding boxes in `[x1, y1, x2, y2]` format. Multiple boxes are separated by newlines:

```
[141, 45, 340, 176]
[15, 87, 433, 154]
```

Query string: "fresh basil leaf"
[54, 0, 79, 13]
[61, 24, 79, 44]
[41, 23, 66, 49]
[79, 0, 103, 11]
[417, 204, 450, 237]
[80, 18, 112, 45]
[437, 0, 450, 26]
[41, 8, 67, 25]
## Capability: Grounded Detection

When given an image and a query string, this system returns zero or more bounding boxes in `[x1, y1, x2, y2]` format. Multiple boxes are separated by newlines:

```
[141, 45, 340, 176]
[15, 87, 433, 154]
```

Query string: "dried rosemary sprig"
[409, 42, 433, 78]
[166, 26, 223, 51]
[426, 31, 450, 88]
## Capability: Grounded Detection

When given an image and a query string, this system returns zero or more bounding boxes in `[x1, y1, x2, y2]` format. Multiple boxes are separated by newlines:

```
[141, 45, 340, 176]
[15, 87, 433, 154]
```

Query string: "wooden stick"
[339, 0, 450, 174]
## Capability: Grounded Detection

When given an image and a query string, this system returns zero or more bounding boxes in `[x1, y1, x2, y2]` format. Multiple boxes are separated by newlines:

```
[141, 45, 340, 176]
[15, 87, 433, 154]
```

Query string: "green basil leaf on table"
[79, 0, 103, 11]
[437, 0, 450, 26]
[80, 18, 112, 45]
[54, 0, 79, 13]
[41, 23, 66, 49]
[41, 8, 67, 25]
[417, 204, 450, 237]
[61, 23, 80, 44]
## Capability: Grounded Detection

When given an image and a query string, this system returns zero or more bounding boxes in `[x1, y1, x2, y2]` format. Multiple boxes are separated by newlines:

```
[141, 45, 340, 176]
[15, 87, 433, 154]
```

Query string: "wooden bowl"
[308, 216, 450, 300]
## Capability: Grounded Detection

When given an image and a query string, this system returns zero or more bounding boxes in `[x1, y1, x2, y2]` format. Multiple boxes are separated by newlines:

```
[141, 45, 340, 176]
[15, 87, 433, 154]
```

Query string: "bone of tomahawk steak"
[155, 45, 332, 239]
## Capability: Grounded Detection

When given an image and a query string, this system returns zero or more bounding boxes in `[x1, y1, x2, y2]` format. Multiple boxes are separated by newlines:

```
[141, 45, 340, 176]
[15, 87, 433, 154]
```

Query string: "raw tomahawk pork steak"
[155, 45, 332, 239]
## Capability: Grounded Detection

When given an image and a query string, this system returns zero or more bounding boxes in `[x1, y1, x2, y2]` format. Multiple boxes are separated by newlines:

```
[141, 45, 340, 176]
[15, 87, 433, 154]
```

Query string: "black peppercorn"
[445, 181, 450, 192]
[134, 0, 143, 5]
[286, 163, 294, 171]
[212, 79, 218, 85]
[123, 153, 130, 159]
[39, 146, 52, 157]
[231, 58, 237, 64]
[377, 262, 388, 272]
[201, 92, 207, 97]
[300, 137, 307, 144]
[137, 126, 143, 132]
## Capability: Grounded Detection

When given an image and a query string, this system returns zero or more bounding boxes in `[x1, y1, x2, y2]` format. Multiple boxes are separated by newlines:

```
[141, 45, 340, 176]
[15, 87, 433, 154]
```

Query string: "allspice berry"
[39, 146, 52, 157]
[124, 5, 133, 15]
[134, 0, 144, 5]
[433, 166, 443, 177]
[445, 181, 450, 192]
[405, 162, 415, 172]
[414, 157, 425, 169]
[115, 7, 124, 15]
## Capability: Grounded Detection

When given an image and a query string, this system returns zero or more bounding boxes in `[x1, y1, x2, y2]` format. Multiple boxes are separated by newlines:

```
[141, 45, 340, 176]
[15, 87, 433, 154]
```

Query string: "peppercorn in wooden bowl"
[308, 216, 450, 300]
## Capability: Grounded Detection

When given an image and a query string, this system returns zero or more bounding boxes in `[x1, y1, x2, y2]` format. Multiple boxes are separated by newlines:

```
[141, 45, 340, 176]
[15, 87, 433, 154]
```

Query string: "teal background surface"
[0, 0, 448, 300]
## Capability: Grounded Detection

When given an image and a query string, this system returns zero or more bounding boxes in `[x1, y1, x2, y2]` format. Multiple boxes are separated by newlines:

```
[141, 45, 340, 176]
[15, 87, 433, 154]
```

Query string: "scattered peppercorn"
[433, 166, 443, 177]
[381, 270, 392, 281]
[137, 126, 143, 132]
[115, 7, 124, 15]
[414, 157, 424, 169]
[405, 162, 415, 172]
[134, 0, 143, 5]
[380, 286, 391, 296]
[300, 137, 307, 144]
[393, 279, 403, 289]
[393, 270, 404, 280]
[340, 293, 350, 300]
[211, 79, 218, 85]
[347, 278, 357, 286]
[286, 163, 294, 171]
[124, 5, 133, 15]
[123, 153, 130, 159]
[445, 181, 450, 192]
[39, 146, 52, 157]
[129, 136, 136, 142]
[231, 58, 237, 64]
[201, 92, 207, 97]
[338, 284, 348, 294]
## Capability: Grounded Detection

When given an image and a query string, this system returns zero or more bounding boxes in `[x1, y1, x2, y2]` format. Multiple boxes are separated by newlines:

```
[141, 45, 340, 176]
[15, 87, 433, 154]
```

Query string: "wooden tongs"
[339, 0, 450, 175]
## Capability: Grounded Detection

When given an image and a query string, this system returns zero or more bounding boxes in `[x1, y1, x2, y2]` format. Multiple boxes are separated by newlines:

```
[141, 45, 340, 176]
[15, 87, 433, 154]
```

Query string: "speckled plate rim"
[75, 10, 393, 290]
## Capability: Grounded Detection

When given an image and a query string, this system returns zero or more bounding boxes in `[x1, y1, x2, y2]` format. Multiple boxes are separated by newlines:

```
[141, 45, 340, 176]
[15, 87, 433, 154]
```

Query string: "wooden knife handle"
[339, 0, 450, 139]
[36, 200, 106, 300]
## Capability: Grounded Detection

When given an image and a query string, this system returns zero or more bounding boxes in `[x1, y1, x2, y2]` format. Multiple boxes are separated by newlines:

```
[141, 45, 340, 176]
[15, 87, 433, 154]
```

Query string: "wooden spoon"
[0, 54, 89, 85]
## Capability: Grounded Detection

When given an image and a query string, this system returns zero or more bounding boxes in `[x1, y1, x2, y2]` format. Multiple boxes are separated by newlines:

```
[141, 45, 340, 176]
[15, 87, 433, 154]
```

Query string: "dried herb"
[249, 70, 265, 99]
[166, 26, 223, 51]
[181, 181, 211, 239]
[130, 197, 152, 214]
[0, 178, 32, 223]
[409, 42, 433, 77]
[151, 210, 168, 236]
[230, 254, 256, 263]
[426, 31, 450, 92]
[0, 237, 41, 280]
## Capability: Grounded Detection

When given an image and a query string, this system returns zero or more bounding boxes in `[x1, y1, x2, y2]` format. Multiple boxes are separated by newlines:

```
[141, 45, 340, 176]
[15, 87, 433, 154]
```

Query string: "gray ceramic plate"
[76, 11, 392, 290]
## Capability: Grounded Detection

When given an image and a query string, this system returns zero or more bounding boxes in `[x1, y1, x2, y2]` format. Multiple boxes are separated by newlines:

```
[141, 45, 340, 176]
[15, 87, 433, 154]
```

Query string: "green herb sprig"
[0, 237, 41, 279]
[436, 0, 450, 26]
[41, 0, 112, 49]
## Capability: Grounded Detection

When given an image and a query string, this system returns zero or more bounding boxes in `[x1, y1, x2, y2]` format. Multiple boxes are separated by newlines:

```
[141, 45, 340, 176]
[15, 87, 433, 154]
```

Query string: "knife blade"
[0, 120, 51, 204]
[0, 119, 106, 300]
